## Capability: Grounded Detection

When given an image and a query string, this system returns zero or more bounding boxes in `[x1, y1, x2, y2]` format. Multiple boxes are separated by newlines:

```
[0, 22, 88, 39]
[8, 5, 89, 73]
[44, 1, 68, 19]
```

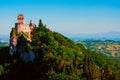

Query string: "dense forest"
[0, 20, 120, 80]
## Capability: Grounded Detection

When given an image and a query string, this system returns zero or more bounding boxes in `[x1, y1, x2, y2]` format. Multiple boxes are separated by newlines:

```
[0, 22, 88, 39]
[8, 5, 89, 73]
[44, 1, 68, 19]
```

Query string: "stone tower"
[15, 14, 35, 40]
[17, 14, 24, 24]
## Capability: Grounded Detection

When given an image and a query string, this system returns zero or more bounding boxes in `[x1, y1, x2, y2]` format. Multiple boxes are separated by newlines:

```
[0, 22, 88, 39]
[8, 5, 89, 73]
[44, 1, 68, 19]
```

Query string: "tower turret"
[17, 14, 24, 24]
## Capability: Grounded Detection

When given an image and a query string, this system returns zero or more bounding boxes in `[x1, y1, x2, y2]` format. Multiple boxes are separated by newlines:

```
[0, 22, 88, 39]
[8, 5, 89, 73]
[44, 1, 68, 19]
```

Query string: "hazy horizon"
[0, 0, 120, 35]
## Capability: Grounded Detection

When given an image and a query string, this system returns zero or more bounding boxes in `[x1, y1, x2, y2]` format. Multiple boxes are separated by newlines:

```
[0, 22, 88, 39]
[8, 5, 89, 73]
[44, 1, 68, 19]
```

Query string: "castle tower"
[17, 14, 24, 24]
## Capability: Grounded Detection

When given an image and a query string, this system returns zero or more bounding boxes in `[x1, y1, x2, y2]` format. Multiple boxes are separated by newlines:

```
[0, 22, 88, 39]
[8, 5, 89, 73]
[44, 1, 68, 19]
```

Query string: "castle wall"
[17, 24, 31, 40]
[17, 24, 31, 33]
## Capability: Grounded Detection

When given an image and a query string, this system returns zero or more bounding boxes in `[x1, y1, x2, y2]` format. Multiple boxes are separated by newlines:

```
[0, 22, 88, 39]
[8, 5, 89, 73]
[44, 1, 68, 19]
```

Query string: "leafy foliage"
[0, 65, 4, 75]
[31, 20, 120, 80]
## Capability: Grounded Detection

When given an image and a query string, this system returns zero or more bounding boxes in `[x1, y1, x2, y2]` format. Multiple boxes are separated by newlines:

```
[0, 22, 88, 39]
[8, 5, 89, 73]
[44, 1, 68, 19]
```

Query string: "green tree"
[0, 65, 4, 75]
[38, 19, 43, 28]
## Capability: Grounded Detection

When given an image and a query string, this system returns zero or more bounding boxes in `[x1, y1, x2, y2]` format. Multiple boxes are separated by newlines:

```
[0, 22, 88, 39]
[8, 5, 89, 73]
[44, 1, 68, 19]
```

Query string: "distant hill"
[0, 40, 9, 46]
[0, 35, 9, 46]
[61, 32, 120, 41]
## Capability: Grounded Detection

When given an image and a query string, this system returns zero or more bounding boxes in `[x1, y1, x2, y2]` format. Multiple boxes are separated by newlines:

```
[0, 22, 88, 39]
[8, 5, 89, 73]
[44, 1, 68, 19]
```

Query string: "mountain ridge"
[0, 19, 120, 80]
[61, 31, 120, 41]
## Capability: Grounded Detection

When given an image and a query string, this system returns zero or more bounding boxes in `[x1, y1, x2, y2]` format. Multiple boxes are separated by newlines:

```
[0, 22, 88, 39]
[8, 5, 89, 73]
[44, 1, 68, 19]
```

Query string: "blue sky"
[0, 0, 120, 35]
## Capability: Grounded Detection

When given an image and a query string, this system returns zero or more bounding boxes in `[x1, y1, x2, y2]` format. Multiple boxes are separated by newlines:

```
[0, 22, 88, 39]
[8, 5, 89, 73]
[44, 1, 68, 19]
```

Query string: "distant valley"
[78, 40, 120, 57]
[62, 32, 120, 57]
